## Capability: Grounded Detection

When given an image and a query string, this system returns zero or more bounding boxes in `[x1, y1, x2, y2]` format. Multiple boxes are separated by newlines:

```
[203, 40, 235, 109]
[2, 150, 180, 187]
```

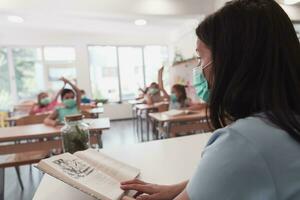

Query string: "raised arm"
[158, 66, 169, 100]
[60, 77, 81, 108]
[53, 82, 67, 102]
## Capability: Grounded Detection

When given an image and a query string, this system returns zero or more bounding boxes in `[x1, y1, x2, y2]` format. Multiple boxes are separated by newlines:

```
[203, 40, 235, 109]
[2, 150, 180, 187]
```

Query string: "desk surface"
[135, 101, 169, 110]
[0, 118, 110, 142]
[149, 109, 207, 122]
[88, 107, 104, 114]
[128, 99, 144, 105]
[33, 133, 212, 200]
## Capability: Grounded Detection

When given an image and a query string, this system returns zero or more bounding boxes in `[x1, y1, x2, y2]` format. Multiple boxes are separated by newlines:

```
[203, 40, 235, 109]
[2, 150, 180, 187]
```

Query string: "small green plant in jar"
[61, 114, 90, 154]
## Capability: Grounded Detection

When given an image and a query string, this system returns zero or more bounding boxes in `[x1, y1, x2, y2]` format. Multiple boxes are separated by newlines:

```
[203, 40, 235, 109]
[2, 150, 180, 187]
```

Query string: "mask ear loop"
[196, 57, 202, 67]
[202, 61, 213, 70]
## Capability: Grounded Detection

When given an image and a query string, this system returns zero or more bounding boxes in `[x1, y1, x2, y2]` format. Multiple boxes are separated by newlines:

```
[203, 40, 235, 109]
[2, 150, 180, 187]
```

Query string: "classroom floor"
[4, 119, 138, 200]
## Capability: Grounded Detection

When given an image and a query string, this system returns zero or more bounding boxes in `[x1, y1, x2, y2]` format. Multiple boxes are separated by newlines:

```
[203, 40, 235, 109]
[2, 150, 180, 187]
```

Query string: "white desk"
[33, 133, 212, 200]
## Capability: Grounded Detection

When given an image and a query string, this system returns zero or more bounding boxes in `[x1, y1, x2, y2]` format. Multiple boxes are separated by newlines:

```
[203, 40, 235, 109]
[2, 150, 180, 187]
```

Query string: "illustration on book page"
[53, 158, 94, 179]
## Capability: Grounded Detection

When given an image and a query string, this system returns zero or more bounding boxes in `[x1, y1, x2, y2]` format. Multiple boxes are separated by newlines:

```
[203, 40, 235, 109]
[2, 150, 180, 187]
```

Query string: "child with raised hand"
[44, 77, 81, 126]
[29, 86, 64, 115]
[144, 82, 163, 105]
[158, 66, 190, 110]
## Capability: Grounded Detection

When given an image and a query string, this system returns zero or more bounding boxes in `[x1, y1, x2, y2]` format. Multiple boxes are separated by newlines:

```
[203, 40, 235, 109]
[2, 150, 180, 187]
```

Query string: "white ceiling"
[0, 0, 298, 45]
[0, 0, 214, 35]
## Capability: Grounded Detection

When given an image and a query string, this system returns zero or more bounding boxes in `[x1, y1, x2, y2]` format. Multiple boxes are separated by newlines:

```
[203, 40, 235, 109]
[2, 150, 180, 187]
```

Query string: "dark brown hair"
[196, 0, 300, 141]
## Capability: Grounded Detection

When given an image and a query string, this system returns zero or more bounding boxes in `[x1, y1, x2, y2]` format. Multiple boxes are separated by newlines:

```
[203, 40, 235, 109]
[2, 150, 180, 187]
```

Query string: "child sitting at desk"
[158, 67, 191, 110]
[143, 82, 163, 105]
[29, 88, 64, 115]
[80, 89, 92, 104]
[44, 77, 81, 126]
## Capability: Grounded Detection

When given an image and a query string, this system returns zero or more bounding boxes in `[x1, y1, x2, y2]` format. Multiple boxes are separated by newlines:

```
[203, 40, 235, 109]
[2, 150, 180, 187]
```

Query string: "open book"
[36, 149, 140, 200]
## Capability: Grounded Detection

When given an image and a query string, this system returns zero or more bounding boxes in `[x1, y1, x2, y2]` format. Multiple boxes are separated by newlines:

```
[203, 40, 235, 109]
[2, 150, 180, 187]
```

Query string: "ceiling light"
[134, 19, 147, 26]
[284, 0, 300, 5]
[7, 15, 24, 23]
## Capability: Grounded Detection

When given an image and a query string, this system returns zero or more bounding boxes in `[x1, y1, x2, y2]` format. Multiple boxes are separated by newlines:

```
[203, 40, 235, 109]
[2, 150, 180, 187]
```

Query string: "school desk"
[4, 114, 27, 126]
[0, 118, 110, 200]
[149, 109, 210, 138]
[83, 107, 105, 118]
[33, 133, 212, 200]
[128, 99, 144, 133]
[135, 102, 169, 142]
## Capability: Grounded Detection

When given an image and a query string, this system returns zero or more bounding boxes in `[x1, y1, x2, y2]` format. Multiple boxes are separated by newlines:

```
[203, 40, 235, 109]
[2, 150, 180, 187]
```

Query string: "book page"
[37, 153, 124, 200]
[75, 149, 140, 182]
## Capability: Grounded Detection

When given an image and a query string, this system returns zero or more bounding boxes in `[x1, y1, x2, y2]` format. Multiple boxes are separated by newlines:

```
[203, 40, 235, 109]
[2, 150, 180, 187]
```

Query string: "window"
[144, 46, 169, 85]
[44, 47, 77, 91]
[13, 48, 44, 100]
[89, 45, 168, 102]
[89, 46, 120, 102]
[44, 47, 76, 61]
[0, 46, 78, 110]
[118, 47, 144, 100]
[48, 67, 77, 90]
[0, 48, 12, 110]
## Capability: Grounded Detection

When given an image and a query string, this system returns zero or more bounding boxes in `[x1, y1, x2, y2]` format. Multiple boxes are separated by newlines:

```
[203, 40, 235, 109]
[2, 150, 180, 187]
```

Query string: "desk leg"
[97, 131, 103, 148]
[0, 168, 4, 200]
[156, 121, 162, 140]
[132, 106, 135, 131]
[140, 112, 144, 142]
[15, 167, 24, 190]
[146, 111, 150, 141]
[166, 122, 172, 139]
[136, 109, 139, 140]
[153, 120, 159, 140]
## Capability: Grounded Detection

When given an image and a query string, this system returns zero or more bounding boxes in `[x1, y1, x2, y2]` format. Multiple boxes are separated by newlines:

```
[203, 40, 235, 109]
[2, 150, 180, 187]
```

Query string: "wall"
[169, 19, 201, 62]
[168, 1, 300, 63]
[167, 0, 229, 62]
[280, 4, 300, 21]
[101, 103, 133, 120]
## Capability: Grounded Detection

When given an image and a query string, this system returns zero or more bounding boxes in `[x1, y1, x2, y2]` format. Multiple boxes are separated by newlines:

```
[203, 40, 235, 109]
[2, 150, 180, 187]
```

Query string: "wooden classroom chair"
[0, 112, 9, 128]
[15, 113, 49, 126]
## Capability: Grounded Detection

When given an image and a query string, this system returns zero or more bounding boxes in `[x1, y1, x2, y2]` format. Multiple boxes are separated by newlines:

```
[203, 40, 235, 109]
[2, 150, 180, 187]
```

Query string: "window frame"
[0, 45, 77, 107]
[88, 44, 169, 103]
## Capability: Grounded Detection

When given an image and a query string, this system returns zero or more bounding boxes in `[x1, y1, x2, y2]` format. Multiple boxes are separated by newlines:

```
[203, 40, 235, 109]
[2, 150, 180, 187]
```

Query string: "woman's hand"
[120, 179, 187, 200]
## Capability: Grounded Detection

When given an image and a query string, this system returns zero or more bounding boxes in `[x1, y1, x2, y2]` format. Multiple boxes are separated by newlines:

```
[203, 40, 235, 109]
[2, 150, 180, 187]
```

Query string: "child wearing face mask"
[144, 82, 163, 105]
[80, 89, 92, 104]
[158, 67, 191, 110]
[44, 77, 81, 126]
[29, 90, 61, 115]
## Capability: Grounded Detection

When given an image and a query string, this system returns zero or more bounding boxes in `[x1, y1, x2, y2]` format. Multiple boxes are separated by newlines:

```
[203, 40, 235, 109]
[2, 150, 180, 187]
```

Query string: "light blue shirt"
[187, 115, 300, 200]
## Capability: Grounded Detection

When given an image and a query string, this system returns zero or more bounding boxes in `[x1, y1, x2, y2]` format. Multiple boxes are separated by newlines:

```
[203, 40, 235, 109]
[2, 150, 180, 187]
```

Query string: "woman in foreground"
[121, 0, 300, 199]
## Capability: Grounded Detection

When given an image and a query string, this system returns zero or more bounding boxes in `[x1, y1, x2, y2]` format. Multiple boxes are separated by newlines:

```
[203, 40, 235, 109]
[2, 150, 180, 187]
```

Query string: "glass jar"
[61, 114, 90, 154]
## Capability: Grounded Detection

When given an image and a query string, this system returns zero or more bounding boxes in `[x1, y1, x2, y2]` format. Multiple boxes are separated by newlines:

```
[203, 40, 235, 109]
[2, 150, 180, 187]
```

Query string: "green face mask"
[170, 93, 177, 103]
[63, 99, 77, 108]
[149, 88, 159, 95]
[40, 97, 51, 106]
[193, 61, 212, 102]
